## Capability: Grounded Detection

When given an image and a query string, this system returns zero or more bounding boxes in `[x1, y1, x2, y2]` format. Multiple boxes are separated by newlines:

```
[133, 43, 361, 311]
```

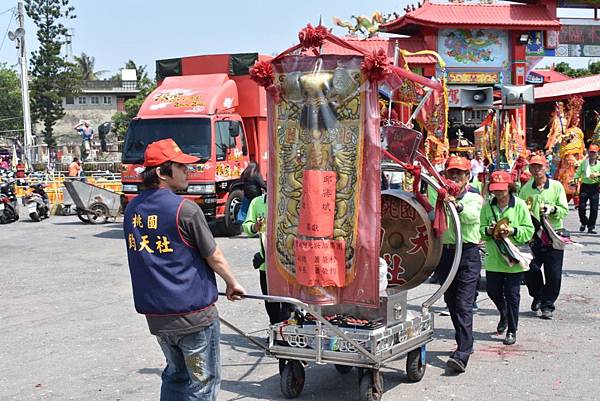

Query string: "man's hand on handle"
[226, 281, 246, 301]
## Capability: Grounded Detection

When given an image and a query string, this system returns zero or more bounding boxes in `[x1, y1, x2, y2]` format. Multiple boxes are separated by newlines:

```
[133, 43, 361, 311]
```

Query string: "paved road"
[1, 208, 599, 401]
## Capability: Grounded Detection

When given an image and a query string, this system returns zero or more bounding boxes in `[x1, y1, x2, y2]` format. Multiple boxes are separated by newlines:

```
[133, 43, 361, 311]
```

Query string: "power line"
[0, 7, 16, 16]
[0, 116, 23, 122]
[0, 8, 16, 53]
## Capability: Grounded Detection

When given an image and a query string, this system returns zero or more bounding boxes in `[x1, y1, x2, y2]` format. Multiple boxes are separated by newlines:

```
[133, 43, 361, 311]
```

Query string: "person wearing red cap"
[480, 170, 534, 345]
[123, 138, 246, 400]
[573, 144, 600, 234]
[518, 154, 569, 320]
[434, 156, 483, 372]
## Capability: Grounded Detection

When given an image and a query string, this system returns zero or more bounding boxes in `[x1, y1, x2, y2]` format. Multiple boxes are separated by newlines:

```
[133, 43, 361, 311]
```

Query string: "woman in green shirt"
[480, 171, 534, 345]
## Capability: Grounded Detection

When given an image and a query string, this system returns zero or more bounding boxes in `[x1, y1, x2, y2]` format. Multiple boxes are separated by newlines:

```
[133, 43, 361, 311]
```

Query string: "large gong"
[380, 190, 442, 290]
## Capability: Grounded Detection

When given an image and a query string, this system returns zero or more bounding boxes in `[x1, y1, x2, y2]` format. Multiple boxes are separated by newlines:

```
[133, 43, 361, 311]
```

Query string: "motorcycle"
[0, 175, 19, 224]
[23, 184, 50, 222]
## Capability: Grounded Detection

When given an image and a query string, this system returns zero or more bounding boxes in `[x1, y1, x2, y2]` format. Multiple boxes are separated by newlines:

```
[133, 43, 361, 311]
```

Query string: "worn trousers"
[526, 247, 564, 312]
[486, 271, 523, 334]
[578, 183, 599, 230]
[436, 245, 481, 365]
[259, 269, 293, 324]
[156, 320, 221, 401]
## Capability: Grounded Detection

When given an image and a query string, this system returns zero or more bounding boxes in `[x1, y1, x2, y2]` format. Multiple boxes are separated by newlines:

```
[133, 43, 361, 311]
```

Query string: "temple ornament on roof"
[333, 12, 385, 38]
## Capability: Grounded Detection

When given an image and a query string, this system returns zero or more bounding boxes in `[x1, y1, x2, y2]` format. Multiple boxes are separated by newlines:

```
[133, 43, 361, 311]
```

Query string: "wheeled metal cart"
[219, 175, 462, 400]
[63, 180, 121, 224]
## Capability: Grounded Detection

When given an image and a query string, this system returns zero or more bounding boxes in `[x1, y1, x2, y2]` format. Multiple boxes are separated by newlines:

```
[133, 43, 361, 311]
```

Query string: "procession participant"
[471, 150, 485, 177]
[123, 138, 245, 401]
[573, 144, 600, 234]
[434, 156, 483, 372]
[518, 155, 568, 320]
[242, 191, 293, 325]
[481, 171, 534, 345]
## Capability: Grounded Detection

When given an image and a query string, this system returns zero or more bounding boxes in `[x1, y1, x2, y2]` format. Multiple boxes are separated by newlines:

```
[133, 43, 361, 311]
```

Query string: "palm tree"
[124, 59, 151, 86]
[74, 52, 108, 80]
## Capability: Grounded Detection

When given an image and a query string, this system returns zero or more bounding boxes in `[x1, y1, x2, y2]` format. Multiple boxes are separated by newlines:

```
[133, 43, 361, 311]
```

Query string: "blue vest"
[123, 188, 217, 315]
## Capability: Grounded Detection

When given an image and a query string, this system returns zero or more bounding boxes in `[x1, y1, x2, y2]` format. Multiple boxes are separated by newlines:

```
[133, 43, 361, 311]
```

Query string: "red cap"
[489, 170, 513, 191]
[445, 156, 471, 172]
[520, 171, 532, 185]
[528, 154, 548, 166]
[143, 138, 199, 167]
[589, 144, 599, 152]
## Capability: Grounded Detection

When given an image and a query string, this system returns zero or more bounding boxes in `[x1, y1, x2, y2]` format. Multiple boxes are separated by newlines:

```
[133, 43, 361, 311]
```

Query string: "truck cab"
[121, 54, 269, 235]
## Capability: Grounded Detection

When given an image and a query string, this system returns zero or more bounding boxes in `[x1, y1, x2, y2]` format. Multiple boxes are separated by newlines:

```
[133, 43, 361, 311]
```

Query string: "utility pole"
[9, 1, 33, 168]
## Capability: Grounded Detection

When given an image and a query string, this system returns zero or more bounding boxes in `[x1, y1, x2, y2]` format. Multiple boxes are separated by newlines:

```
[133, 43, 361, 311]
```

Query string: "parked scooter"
[0, 173, 19, 224]
[23, 183, 50, 222]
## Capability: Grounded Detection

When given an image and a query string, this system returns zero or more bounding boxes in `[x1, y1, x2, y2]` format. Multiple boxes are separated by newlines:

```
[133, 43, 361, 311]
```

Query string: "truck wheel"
[222, 189, 243, 236]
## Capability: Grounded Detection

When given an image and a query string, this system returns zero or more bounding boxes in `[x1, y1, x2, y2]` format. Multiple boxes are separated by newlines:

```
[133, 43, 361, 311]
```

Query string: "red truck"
[121, 53, 270, 235]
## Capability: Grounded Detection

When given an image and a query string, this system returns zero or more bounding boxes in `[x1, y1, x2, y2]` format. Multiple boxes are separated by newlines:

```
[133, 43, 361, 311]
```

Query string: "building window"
[65, 97, 74, 105]
[90, 96, 99, 105]
[78, 96, 87, 105]
[103, 96, 112, 105]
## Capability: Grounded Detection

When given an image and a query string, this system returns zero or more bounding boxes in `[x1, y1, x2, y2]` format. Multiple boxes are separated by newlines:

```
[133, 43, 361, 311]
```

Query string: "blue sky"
[0, 1, 597, 78]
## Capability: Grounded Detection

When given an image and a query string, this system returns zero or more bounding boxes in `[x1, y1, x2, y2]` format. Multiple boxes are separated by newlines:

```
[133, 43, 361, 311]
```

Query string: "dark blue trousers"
[526, 247, 564, 312]
[578, 183, 599, 230]
[436, 245, 481, 365]
[486, 271, 523, 334]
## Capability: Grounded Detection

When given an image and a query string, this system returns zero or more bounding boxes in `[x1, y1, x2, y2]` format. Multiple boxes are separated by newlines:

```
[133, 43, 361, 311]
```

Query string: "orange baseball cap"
[489, 170, 513, 191]
[445, 156, 471, 172]
[143, 138, 199, 167]
[528, 154, 548, 166]
[589, 144, 599, 152]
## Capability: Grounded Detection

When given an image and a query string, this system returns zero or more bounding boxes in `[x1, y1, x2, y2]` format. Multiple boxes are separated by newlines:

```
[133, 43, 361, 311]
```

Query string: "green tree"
[0, 64, 23, 137]
[588, 61, 600, 75]
[110, 59, 155, 139]
[111, 83, 156, 140]
[74, 52, 107, 80]
[25, 0, 81, 147]
[553, 61, 592, 78]
[108, 59, 151, 86]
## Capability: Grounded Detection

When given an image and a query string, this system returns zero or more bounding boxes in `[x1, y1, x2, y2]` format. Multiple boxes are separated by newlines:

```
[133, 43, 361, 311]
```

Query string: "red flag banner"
[298, 170, 336, 237]
[295, 239, 346, 287]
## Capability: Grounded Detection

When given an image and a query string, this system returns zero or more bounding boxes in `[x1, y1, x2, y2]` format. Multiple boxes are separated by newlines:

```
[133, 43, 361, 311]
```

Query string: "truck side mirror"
[229, 121, 240, 137]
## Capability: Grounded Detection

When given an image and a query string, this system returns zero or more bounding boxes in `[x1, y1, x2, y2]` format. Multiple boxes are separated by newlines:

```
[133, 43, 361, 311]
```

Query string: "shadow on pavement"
[564, 269, 600, 277]
[138, 367, 162, 376]
[52, 221, 87, 225]
[94, 229, 124, 239]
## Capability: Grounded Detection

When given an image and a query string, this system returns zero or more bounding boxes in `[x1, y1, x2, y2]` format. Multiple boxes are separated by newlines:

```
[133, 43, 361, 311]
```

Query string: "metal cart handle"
[217, 292, 381, 364]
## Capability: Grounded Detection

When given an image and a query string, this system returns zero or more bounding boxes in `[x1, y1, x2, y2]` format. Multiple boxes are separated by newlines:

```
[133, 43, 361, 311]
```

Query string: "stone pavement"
[1, 208, 599, 400]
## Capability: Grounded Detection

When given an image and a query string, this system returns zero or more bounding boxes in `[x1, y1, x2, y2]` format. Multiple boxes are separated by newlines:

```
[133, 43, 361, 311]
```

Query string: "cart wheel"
[358, 370, 383, 401]
[87, 202, 110, 224]
[76, 210, 90, 223]
[406, 347, 427, 382]
[280, 360, 305, 399]
[279, 359, 287, 375]
[334, 364, 353, 374]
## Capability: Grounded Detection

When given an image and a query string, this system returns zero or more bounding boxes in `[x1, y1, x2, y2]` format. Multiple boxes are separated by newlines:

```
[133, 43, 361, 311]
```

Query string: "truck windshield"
[122, 118, 211, 164]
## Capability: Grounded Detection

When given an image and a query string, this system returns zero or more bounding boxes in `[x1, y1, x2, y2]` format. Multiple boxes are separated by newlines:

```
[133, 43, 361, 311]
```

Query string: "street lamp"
[7, 27, 25, 42]
[8, 2, 33, 169]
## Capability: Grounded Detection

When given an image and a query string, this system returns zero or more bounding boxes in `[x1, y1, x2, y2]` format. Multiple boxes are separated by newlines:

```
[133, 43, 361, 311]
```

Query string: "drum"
[380, 189, 442, 290]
